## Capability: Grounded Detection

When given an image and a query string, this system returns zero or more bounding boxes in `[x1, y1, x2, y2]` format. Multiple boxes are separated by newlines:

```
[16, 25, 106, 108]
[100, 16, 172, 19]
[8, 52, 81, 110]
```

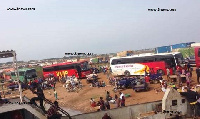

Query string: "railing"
[23, 96, 72, 119]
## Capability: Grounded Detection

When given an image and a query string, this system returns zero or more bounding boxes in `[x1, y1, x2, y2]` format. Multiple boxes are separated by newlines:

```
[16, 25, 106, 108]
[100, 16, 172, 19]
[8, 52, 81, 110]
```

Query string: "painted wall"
[62, 100, 162, 119]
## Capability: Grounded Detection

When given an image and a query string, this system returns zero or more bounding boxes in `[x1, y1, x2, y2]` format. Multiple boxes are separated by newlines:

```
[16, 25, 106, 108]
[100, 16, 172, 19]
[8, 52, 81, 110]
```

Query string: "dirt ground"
[23, 70, 199, 113]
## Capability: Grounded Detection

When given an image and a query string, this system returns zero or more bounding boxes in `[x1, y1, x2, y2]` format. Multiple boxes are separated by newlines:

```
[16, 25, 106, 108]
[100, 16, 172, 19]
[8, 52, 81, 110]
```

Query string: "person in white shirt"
[119, 92, 124, 100]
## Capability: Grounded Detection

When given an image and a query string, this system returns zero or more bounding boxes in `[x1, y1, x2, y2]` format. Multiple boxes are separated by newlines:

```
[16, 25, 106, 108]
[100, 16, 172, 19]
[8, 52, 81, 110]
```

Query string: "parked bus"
[11, 68, 37, 83]
[110, 52, 184, 76]
[42, 60, 91, 79]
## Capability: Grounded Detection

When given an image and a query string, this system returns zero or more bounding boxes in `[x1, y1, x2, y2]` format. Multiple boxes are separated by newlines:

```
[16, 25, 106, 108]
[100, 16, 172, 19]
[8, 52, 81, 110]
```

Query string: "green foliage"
[32, 66, 43, 77]
[178, 48, 194, 58]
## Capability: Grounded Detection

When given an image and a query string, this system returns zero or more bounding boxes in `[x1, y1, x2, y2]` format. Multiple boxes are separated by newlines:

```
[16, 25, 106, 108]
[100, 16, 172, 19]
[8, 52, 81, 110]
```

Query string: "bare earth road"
[23, 71, 198, 114]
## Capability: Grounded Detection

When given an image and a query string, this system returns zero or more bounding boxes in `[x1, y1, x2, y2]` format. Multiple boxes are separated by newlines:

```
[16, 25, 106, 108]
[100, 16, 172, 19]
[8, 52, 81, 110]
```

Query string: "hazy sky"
[0, 0, 200, 63]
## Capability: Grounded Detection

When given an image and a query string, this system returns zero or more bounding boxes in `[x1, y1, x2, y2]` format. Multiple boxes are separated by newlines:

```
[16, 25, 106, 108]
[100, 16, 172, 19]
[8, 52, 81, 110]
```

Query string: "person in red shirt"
[47, 101, 62, 119]
[34, 78, 39, 83]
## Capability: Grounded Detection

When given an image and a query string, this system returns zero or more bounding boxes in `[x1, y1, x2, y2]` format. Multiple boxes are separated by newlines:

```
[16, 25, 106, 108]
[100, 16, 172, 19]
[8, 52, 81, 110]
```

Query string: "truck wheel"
[124, 71, 130, 77]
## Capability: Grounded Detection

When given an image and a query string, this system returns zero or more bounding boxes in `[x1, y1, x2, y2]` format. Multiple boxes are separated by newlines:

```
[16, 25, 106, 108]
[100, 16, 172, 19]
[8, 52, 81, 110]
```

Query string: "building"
[156, 46, 171, 53]
[117, 51, 134, 57]
[156, 42, 195, 53]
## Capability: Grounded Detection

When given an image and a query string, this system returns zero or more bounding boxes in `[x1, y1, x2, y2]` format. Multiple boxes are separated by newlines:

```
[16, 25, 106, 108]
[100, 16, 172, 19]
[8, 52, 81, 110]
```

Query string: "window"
[11, 71, 25, 76]
[19, 71, 25, 76]
[134, 57, 144, 63]
[143, 56, 155, 62]
[172, 100, 177, 106]
[25, 69, 37, 78]
[182, 99, 185, 103]
[54, 66, 59, 71]
[43, 67, 54, 72]
[58, 65, 75, 70]
[11, 72, 16, 76]
[111, 59, 119, 65]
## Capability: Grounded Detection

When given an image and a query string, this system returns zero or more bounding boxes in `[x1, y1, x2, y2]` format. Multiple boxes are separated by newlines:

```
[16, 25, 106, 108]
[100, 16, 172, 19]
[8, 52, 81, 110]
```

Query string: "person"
[121, 96, 125, 107]
[0, 95, 4, 105]
[47, 101, 62, 119]
[119, 92, 124, 100]
[176, 69, 181, 87]
[196, 67, 200, 84]
[180, 87, 200, 116]
[90, 98, 96, 107]
[76, 66, 81, 78]
[115, 94, 120, 108]
[98, 97, 105, 111]
[187, 62, 191, 72]
[190, 67, 193, 78]
[105, 100, 110, 110]
[186, 71, 191, 88]
[180, 87, 199, 103]
[106, 69, 110, 79]
[54, 89, 58, 100]
[182, 68, 186, 75]
[30, 84, 45, 112]
[38, 77, 43, 84]
[102, 113, 111, 119]
[106, 91, 112, 102]
[102, 81, 106, 87]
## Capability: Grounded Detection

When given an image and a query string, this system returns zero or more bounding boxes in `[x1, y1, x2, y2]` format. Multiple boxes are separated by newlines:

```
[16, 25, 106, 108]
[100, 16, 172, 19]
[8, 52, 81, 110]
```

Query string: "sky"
[0, 0, 200, 63]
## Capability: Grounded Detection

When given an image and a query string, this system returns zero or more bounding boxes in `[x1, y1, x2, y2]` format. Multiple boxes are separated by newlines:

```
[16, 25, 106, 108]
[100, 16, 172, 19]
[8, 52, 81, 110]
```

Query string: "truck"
[191, 43, 200, 67]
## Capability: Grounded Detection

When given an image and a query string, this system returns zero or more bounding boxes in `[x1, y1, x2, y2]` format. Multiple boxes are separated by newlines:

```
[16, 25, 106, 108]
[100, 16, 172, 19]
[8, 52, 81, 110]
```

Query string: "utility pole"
[13, 51, 23, 102]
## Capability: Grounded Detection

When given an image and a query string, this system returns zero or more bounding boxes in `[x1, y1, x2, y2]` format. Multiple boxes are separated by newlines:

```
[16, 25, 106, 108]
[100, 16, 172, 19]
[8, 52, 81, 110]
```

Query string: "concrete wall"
[64, 100, 162, 119]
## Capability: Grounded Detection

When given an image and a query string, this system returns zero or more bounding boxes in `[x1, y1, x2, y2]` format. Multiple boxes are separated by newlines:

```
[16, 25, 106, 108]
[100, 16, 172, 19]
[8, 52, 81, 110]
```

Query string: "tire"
[124, 71, 130, 77]
[157, 69, 164, 75]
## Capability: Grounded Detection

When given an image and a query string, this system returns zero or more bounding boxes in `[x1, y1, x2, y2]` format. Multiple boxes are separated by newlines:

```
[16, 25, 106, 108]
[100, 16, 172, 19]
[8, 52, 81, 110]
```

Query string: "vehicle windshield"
[25, 69, 37, 78]
[11, 71, 25, 76]
[174, 53, 184, 64]
[80, 62, 90, 71]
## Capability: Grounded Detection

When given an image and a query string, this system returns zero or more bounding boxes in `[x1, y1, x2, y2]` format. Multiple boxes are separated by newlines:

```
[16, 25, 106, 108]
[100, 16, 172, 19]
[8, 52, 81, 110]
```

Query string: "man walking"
[30, 84, 46, 112]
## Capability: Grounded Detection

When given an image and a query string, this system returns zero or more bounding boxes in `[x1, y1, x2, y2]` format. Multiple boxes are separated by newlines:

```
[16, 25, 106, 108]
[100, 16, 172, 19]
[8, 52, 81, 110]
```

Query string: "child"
[90, 98, 96, 107]
[54, 89, 58, 100]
